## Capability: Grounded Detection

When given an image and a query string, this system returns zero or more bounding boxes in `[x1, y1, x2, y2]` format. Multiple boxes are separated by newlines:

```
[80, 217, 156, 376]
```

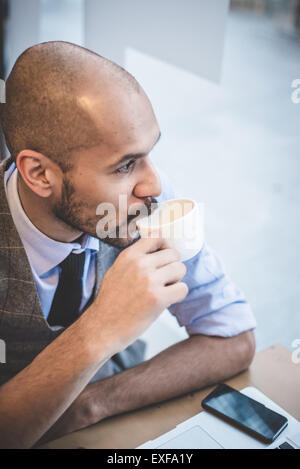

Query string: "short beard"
[53, 175, 90, 235]
[53, 175, 157, 250]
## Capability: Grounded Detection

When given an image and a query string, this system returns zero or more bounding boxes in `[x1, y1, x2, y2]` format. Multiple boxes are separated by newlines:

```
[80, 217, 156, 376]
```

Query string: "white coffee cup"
[136, 198, 204, 262]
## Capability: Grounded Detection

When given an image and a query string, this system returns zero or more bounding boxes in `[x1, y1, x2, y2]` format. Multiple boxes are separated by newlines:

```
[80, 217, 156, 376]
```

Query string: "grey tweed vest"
[0, 156, 145, 386]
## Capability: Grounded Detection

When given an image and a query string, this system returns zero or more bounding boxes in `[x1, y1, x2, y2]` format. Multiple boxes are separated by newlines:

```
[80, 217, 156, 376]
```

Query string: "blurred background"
[0, 0, 299, 358]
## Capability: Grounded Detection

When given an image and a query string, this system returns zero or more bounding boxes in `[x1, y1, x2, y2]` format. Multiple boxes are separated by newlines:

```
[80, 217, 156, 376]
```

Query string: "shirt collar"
[4, 163, 99, 276]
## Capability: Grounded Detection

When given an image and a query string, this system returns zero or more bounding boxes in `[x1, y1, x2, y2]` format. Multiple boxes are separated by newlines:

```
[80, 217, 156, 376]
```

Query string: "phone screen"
[202, 384, 288, 443]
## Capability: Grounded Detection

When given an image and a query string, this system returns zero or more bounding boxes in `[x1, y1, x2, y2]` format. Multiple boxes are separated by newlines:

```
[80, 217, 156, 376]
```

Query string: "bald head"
[0, 41, 143, 171]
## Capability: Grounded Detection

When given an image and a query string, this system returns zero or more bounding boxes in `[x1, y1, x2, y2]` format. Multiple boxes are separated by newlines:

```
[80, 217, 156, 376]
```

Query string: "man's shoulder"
[0, 155, 15, 174]
[0, 156, 15, 211]
[0, 156, 26, 253]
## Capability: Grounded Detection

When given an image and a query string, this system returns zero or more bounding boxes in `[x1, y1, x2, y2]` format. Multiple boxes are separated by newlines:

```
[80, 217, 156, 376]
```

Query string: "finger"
[148, 248, 181, 268]
[156, 261, 187, 286]
[132, 230, 171, 255]
[164, 282, 189, 306]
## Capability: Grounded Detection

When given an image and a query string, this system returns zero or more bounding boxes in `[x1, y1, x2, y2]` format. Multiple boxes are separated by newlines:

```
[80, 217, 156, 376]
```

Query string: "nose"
[133, 158, 162, 200]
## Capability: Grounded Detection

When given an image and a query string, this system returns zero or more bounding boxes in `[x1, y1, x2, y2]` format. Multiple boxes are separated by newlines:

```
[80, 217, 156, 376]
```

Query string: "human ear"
[16, 150, 59, 198]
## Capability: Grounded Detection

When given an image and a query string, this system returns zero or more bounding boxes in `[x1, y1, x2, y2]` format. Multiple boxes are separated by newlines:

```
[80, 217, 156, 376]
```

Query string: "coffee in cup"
[136, 198, 204, 261]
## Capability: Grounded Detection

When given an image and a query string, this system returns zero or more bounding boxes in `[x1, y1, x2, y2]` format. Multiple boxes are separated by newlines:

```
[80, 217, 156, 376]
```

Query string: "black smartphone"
[201, 383, 288, 444]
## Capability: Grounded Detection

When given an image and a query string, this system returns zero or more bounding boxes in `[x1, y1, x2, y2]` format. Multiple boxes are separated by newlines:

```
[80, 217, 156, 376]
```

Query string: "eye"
[116, 160, 136, 174]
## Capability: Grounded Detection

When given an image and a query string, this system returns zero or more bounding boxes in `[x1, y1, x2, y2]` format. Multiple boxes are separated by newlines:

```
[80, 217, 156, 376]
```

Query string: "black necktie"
[47, 251, 86, 328]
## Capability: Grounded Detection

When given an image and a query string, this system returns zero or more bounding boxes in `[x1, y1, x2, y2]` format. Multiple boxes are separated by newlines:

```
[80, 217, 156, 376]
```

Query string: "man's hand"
[0, 234, 189, 449]
[91, 234, 189, 355]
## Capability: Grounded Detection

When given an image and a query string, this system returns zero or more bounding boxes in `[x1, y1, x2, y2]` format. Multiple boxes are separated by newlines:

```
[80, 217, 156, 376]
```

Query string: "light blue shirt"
[4, 163, 256, 337]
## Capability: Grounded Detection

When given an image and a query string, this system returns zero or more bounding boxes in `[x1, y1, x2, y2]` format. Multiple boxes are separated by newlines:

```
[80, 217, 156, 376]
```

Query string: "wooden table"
[41, 344, 300, 449]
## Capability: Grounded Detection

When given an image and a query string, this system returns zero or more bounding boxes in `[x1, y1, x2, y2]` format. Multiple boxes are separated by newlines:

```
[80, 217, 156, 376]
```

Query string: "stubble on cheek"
[52, 175, 99, 235]
[53, 175, 156, 247]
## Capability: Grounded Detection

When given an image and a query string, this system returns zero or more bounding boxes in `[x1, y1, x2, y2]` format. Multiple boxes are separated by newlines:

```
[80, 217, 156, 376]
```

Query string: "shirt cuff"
[185, 302, 257, 337]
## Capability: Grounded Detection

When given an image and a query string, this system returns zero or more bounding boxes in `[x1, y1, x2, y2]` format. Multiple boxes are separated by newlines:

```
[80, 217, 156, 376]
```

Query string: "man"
[0, 42, 256, 449]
